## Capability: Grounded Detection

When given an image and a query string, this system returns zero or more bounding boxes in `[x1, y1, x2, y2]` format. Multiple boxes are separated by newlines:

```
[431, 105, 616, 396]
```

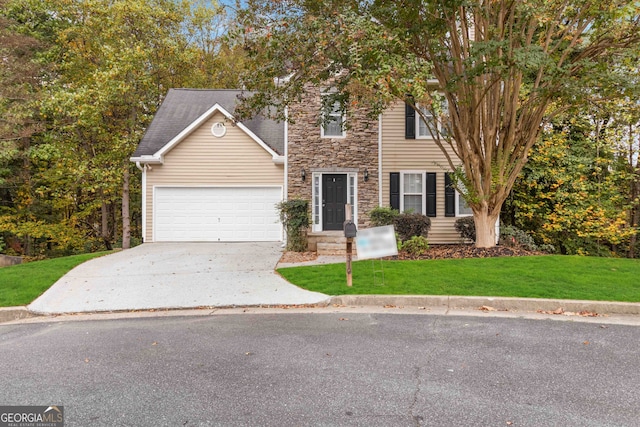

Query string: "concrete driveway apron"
[28, 243, 329, 315]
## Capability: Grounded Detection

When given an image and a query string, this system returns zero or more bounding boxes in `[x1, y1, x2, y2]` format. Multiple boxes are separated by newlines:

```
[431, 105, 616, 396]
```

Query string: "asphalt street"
[1, 312, 639, 426]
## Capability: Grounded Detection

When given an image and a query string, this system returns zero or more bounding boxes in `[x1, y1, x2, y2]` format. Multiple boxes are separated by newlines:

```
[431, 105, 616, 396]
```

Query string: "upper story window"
[321, 95, 346, 138]
[417, 106, 436, 138]
[406, 96, 449, 140]
[417, 100, 448, 139]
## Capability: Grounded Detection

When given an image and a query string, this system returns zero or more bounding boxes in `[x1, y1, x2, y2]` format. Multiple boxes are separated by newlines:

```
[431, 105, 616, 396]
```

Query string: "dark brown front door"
[322, 174, 347, 230]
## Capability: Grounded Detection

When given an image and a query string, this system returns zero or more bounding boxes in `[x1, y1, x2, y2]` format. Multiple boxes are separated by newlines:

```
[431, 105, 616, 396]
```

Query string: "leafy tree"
[184, 0, 249, 89]
[235, 0, 640, 247]
[601, 50, 640, 257]
[508, 113, 635, 256]
[0, 0, 61, 255]
[506, 47, 640, 257]
[1, 0, 234, 256]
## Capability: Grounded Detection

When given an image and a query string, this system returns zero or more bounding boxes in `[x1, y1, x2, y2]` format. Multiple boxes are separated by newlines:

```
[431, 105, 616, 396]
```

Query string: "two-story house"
[130, 87, 472, 249]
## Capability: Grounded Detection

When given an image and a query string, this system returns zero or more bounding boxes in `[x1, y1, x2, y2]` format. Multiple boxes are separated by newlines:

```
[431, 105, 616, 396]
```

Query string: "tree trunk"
[100, 196, 113, 251]
[122, 165, 131, 250]
[629, 192, 639, 259]
[628, 165, 639, 258]
[474, 206, 500, 248]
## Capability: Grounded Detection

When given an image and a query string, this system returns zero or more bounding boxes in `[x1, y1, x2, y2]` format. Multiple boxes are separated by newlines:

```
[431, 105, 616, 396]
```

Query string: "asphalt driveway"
[28, 243, 329, 315]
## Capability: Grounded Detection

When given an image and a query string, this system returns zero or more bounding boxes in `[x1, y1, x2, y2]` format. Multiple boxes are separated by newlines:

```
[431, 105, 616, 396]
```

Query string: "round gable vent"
[211, 122, 226, 138]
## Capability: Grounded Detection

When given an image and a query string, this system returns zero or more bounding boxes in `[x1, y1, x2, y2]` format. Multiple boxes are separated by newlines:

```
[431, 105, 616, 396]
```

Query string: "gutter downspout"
[378, 114, 383, 207]
[282, 107, 289, 247]
[136, 162, 147, 242]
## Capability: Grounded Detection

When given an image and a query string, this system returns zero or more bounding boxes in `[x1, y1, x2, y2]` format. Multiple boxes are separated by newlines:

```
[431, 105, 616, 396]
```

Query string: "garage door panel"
[154, 187, 282, 242]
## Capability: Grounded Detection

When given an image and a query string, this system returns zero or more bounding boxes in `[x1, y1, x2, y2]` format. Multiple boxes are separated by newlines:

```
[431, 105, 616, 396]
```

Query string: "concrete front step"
[316, 241, 357, 256]
[308, 231, 342, 252]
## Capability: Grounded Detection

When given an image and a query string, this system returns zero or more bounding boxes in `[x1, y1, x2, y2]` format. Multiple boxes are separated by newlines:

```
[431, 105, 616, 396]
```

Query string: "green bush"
[369, 206, 399, 227]
[394, 212, 431, 242]
[499, 225, 538, 251]
[276, 199, 310, 252]
[538, 244, 557, 254]
[399, 235, 429, 258]
[454, 216, 476, 241]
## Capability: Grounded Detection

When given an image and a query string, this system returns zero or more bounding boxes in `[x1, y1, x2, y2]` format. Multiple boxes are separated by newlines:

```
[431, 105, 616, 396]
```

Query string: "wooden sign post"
[345, 204, 353, 287]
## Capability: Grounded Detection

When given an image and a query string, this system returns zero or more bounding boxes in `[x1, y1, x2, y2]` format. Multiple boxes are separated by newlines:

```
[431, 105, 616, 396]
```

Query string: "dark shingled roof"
[132, 89, 284, 157]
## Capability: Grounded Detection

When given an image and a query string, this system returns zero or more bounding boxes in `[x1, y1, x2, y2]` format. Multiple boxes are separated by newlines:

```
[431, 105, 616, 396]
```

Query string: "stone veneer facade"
[287, 86, 379, 230]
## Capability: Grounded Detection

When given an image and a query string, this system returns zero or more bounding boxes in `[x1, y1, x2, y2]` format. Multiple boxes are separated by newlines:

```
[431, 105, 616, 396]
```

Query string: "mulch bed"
[399, 244, 539, 260]
[279, 251, 319, 264]
[280, 244, 538, 264]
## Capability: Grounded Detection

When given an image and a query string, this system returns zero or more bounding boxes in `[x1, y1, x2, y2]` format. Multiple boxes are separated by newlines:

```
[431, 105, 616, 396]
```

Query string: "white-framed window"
[417, 99, 449, 139]
[454, 180, 473, 216]
[456, 191, 473, 216]
[417, 106, 436, 138]
[321, 96, 346, 138]
[400, 171, 425, 214]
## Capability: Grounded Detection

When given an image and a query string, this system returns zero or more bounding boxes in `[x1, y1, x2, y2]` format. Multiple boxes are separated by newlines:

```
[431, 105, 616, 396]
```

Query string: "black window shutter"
[426, 173, 436, 217]
[390, 172, 400, 210]
[445, 173, 456, 217]
[405, 103, 415, 139]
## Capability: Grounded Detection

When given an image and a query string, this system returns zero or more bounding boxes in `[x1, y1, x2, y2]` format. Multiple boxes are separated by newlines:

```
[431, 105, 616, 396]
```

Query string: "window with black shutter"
[426, 173, 436, 217]
[405, 103, 415, 139]
[444, 173, 456, 217]
[390, 172, 400, 210]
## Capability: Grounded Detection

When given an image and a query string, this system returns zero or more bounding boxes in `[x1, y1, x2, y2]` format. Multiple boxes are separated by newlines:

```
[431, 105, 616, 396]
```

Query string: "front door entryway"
[322, 174, 347, 230]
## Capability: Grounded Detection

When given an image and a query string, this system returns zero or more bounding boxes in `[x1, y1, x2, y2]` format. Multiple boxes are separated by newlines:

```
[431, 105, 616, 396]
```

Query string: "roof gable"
[131, 89, 284, 161]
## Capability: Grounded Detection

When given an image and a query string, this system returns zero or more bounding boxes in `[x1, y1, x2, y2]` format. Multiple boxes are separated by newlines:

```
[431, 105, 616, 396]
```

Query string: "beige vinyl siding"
[144, 112, 284, 241]
[381, 102, 463, 244]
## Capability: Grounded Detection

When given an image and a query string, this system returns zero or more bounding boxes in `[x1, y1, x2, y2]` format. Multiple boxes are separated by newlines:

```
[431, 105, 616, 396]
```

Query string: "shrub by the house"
[276, 199, 310, 252]
[399, 235, 429, 258]
[394, 212, 431, 242]
[455, 216, 476, 242]
[369, 206, 399, 227]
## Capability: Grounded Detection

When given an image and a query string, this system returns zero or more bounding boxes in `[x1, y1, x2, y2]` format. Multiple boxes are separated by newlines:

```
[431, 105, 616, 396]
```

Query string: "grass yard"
[277, 255, 640, 302]
[0, 252, 111, 307]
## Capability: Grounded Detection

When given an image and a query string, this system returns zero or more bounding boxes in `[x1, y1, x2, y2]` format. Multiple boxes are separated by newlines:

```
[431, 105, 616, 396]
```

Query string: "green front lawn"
[0, 252, 111, 307]
[277, 256, 640, 302]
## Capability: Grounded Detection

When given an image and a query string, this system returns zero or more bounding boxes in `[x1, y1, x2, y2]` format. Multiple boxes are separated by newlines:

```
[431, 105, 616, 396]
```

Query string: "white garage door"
[154, 187, 282, 242]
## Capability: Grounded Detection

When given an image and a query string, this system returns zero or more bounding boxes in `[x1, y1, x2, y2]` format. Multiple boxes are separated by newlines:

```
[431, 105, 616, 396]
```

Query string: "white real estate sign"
[355, 225, 398, 260]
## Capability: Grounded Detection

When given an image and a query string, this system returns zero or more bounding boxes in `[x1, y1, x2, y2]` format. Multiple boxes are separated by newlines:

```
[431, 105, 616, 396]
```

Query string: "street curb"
[329, 295, 640, 315]
[0, 306, 38, 323]
[3, 296, 639, 325]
